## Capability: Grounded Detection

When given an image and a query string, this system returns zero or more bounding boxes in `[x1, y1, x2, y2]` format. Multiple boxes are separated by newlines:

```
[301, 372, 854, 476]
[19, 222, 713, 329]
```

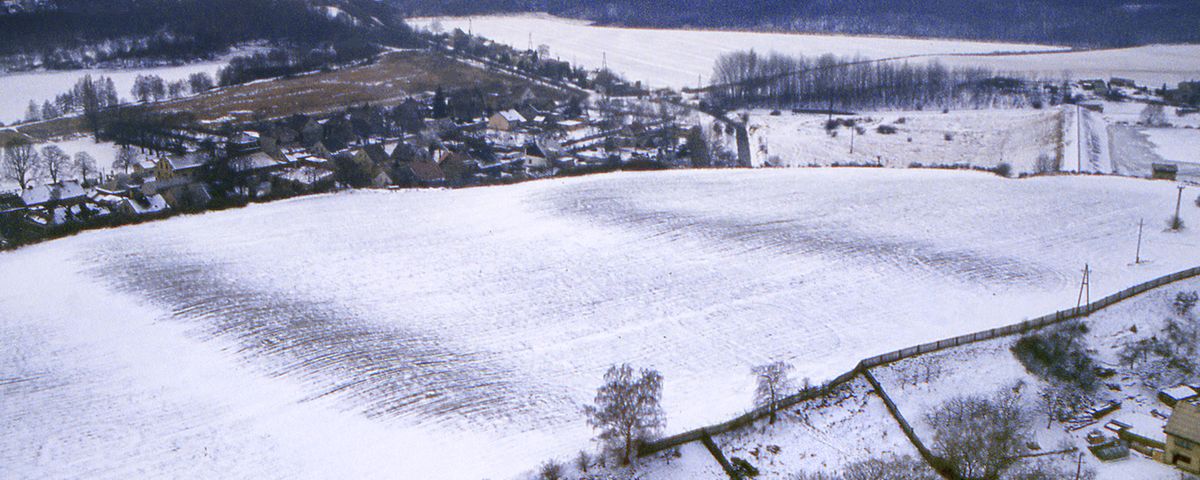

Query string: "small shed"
[1160, 385, 1200, 407]
[1152, 163, 1179, 181]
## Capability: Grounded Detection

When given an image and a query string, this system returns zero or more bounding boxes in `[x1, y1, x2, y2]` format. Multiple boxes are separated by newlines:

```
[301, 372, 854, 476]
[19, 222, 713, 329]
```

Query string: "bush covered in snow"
[1011, 322, 1098, 392]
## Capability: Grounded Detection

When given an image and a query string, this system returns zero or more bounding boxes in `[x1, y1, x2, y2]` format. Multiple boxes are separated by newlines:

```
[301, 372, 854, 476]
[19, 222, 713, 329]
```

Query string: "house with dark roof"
[1166, 399, 1200, 474]
[20, 181, 86, 209]
[394, 159, 445, 187]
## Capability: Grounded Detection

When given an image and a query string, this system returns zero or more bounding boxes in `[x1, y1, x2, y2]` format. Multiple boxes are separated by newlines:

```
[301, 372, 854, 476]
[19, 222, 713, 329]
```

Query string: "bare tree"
[24, 100, 41, 122]
[1140, 104, 1168, 127]
[112, 145, 139, 175]
[574, 450, 591, 474]
[584, 364, 665, 465]
[40, 145, 70, 183]
[925, 387, 1030, 479]
[753, 360, 794, 424]
[3, 137, 41, 189]
[537, 459, 564, 480]
[74, 151, 98, 184]
[1038, 383, 1087, 428]
[188, 72, 214, 94]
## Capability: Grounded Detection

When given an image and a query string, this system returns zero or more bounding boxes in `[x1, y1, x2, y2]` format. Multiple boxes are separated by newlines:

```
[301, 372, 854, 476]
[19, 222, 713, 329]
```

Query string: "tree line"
[0, 0, 422, 71]
[705, 50, 1050, 112]
[389, 0, 1200, 48]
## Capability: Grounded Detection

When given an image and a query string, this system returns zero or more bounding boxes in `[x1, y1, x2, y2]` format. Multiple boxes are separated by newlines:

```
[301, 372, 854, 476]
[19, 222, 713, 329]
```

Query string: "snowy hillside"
[2, 169, 1198, 479]
[411, 14, 1063, 89]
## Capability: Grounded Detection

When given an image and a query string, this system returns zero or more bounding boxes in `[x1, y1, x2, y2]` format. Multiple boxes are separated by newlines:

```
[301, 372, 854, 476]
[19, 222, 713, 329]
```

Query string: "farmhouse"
[1166, 400, 1200, 474]
[489, 109, 526, 131]
[20, 181, 86, 209]
[154, 152, 210, 181]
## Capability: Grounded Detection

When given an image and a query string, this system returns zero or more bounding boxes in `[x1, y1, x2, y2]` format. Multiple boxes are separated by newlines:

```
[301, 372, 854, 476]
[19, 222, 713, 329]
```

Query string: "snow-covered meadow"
[0, 60, 228, 125]
[411, 14, 1063, 90]
[411, 14, 1200, 90]
[2, 169, 1198, 479]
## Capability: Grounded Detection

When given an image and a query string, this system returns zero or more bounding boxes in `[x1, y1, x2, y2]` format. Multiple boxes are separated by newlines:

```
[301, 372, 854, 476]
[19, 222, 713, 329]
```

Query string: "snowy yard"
[1, 169, 1198, 479]
[872, 276, 1200, 480]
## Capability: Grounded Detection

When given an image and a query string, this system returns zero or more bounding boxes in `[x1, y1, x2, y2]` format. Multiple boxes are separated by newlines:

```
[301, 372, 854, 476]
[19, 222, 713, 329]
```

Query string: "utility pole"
[1135, 218, 1144, 264]
[849, 125, 856, 155]
[1173, 185, 1186, 229]
[1076, 264, 1091, 310]
[1074, 452, 1083, 480]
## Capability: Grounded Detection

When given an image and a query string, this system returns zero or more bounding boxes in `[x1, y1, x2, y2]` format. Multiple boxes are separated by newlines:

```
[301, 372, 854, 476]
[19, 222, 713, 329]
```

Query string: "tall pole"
[1074, 452, 1083, 480]
[850, 126, 855, 155]
[1136, 218, 1144, 264]
[1174, 185, 1186, 228]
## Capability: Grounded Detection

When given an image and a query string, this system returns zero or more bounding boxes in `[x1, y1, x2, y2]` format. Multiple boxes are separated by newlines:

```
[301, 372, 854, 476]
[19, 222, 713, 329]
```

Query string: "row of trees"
[23, 72, 216, 126]
[706, 50, 1043, 111]
[2, 138, 101, 190]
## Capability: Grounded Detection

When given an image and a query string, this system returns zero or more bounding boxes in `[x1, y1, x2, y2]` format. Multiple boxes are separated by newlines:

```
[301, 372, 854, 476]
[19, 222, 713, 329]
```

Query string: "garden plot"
[1, 169, 1199, 479]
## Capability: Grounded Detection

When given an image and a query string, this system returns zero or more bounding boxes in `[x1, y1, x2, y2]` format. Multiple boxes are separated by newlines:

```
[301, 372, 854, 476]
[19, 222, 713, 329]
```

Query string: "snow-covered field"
[411, 14, 1063, 89]
[742, 108, 1061, 173]
[934, 45, 1200, 87]
[0, 60, 228, 125]
[411, 14, 1200, 89]
[2, 169, 1198, 479]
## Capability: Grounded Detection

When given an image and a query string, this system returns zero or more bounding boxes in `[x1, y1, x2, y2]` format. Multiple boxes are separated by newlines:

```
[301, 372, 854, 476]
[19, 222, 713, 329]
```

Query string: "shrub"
[538, 460, 564, 480]
[895, 117, 907, 124]
[731, 457, 760, 477]
[1176, 291, 1199, 316]
[944, 132, 954, 141]
[1168, 215, 1186, 231]
[574, 451, 591, 473]
[993, 162, 1012, 178]
[1195, 194, 1200, 208]
[876, 124, 898, 134]
[1012, 323, 1098, 391]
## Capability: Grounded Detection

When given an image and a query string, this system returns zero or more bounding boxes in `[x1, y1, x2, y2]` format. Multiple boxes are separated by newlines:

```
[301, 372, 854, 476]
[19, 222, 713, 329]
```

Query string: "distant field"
[157, 50, 564, 123]
[412, 14, 1064, 89]
[0, 59, 228, 125]
[2, 169, 1197, 479]
[413, 15, 1200, 89]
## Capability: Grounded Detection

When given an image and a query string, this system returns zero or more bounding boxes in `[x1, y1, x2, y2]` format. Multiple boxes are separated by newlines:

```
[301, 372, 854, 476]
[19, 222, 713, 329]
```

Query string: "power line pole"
[1074, 452, 1083, 480]
[850, 125, 856, 155]
[1174, 185, 1186, 229]
[1135, 218, 1144, 264]
[1076, 264, 1091, 310]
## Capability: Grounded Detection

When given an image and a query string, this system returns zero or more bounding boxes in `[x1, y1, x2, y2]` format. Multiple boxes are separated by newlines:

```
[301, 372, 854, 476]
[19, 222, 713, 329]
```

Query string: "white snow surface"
[2, 169, 1199, 479]
[411, 15, 1200, 90]
[1144, 127, 1200, 165]
[744, 108, 1061, 173]
[0, 60, 227, 125]
[410, 14, 1063, 89]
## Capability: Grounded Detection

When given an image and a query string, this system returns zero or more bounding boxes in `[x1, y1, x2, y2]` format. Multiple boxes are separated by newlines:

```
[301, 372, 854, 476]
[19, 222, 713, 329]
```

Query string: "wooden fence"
[639, 265, 1200, 457]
